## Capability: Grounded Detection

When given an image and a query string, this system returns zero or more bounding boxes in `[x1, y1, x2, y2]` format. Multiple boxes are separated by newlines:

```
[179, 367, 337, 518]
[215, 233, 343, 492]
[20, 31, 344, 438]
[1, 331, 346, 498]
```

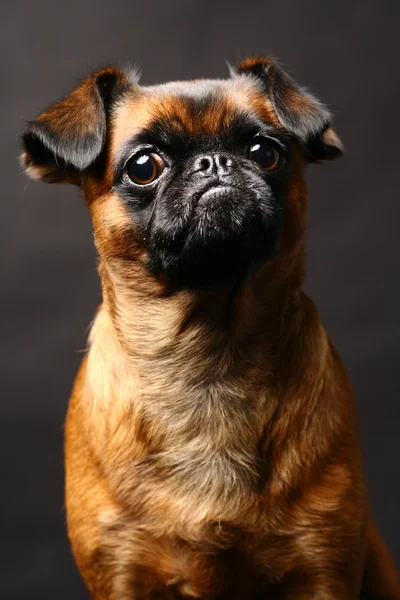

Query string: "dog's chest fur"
[137, 378, 266, 512]
[85, 305, 271, 531]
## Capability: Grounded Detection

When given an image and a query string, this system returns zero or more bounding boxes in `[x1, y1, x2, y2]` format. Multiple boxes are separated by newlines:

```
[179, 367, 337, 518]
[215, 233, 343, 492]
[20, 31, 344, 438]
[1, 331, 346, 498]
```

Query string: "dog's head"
[22, 57, 342, 290]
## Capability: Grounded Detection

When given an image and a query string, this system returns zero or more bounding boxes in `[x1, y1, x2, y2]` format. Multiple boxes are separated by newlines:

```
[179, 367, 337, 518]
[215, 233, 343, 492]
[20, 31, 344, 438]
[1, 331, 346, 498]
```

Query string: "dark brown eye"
[126, 152, 165, 185]
[248, 138, 280, 171]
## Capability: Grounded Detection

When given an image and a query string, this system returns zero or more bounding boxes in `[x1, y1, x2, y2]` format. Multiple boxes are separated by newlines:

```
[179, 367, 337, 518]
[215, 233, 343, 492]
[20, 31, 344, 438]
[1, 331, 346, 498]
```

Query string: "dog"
[22, 56, 400, 599]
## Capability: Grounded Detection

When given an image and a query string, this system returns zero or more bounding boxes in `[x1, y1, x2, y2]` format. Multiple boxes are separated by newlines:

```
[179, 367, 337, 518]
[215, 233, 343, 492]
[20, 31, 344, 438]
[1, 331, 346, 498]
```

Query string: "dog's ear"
[233, 57, 343, 162]
[21, 67, 132, 184]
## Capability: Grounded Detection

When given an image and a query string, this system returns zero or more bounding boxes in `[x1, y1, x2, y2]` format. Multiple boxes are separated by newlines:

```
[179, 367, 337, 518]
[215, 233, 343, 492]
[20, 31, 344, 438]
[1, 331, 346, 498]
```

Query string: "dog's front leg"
[279, 575, 361, 600]
[275, 559, 364, 600]
[272, 510, 367, 600]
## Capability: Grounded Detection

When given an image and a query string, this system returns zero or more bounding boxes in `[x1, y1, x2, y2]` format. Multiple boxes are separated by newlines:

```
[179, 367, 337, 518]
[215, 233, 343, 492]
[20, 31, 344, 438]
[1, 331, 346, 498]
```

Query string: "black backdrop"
[1, 1, 399, 598]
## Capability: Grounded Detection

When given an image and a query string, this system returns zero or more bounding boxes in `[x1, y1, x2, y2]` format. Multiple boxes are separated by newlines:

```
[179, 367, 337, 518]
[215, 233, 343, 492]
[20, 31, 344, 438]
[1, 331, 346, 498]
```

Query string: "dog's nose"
[191, 153, 234, 177]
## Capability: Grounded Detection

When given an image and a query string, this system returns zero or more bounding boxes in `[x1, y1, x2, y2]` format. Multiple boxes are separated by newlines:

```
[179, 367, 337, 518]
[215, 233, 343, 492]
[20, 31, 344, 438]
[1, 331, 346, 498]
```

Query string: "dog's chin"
[146, 187, 282, 290]
[148, 215, 280, 289]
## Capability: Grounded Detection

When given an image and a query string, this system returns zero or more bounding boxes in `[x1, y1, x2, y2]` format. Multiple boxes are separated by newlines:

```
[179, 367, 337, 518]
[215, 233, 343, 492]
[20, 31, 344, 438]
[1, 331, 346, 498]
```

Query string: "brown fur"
[23, 59, 399, 599]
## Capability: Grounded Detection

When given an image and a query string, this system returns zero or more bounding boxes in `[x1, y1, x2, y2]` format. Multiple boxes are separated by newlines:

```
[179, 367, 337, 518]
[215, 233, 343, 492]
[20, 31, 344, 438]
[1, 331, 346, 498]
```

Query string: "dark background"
[1, 1, 399, 598]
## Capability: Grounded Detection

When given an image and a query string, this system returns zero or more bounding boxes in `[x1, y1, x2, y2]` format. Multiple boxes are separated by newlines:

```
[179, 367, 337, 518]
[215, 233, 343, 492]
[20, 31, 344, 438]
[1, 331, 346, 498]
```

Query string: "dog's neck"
[95, 252, 306, 382]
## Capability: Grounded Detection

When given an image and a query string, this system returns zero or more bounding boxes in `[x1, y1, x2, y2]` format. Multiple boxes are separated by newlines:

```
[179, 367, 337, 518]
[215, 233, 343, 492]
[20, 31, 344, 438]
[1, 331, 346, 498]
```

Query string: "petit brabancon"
[22, 57, 400, 599]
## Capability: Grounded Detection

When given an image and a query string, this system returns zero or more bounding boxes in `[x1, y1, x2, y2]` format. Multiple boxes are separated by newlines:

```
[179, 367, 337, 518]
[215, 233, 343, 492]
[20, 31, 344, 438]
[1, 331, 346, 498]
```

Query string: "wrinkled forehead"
[111, 77, 280, 155]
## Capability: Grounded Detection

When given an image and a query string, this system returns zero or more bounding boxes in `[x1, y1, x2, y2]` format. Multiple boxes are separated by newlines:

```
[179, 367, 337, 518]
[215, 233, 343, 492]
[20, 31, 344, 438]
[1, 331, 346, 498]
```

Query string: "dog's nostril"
[218, 155, 227, 168]
[192, 155, 214, 175]
[199, 157, 211, 171]
[216, 154, 233, 171]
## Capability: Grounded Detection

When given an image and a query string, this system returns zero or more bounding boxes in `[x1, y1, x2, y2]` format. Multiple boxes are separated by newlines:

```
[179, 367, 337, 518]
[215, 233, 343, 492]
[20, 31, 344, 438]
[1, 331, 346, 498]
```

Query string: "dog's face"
[111, 77, 289, 288]
[22, 58, 342, 290]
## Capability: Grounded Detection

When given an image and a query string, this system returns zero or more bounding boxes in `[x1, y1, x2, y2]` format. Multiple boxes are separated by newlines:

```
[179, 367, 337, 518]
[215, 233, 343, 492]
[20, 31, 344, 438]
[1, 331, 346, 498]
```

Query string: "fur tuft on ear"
[21, 67, 132, 183]
[233, 56, 343, 162]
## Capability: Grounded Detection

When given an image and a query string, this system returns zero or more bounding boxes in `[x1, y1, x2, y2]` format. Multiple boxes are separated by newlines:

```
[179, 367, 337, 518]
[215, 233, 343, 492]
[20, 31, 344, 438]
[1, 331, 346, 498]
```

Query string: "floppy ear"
[21, 67, 131, 183]
[234, 57, 343, 162]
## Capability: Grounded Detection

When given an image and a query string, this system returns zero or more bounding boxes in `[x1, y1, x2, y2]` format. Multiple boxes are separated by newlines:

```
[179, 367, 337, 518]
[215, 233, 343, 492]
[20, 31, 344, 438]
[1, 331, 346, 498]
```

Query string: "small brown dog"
[22, 56, 399, 599]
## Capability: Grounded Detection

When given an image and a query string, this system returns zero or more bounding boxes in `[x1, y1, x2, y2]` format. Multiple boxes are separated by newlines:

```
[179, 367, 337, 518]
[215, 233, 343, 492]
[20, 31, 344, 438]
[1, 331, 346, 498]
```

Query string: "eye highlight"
[248, 137, 281, 171]
[126, 152, 165, 185]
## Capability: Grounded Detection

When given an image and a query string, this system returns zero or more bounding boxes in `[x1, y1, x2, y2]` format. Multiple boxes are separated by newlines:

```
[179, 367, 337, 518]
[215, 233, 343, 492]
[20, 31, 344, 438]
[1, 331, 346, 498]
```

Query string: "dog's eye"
[126, 152, 165, 185]
[248, 138, 280, 171]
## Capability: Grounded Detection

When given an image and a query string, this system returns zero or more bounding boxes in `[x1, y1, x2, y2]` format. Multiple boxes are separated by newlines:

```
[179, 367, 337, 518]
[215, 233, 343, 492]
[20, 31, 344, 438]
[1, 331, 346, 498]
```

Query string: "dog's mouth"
[195, 184, 242, 204]
[190, 185, 248, 233]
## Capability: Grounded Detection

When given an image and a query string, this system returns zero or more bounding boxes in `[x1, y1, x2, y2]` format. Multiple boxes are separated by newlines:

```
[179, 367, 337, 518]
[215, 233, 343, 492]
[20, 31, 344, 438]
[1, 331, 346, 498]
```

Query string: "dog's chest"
[133, 380, 265, 513]
[98, 382, 273, 599]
